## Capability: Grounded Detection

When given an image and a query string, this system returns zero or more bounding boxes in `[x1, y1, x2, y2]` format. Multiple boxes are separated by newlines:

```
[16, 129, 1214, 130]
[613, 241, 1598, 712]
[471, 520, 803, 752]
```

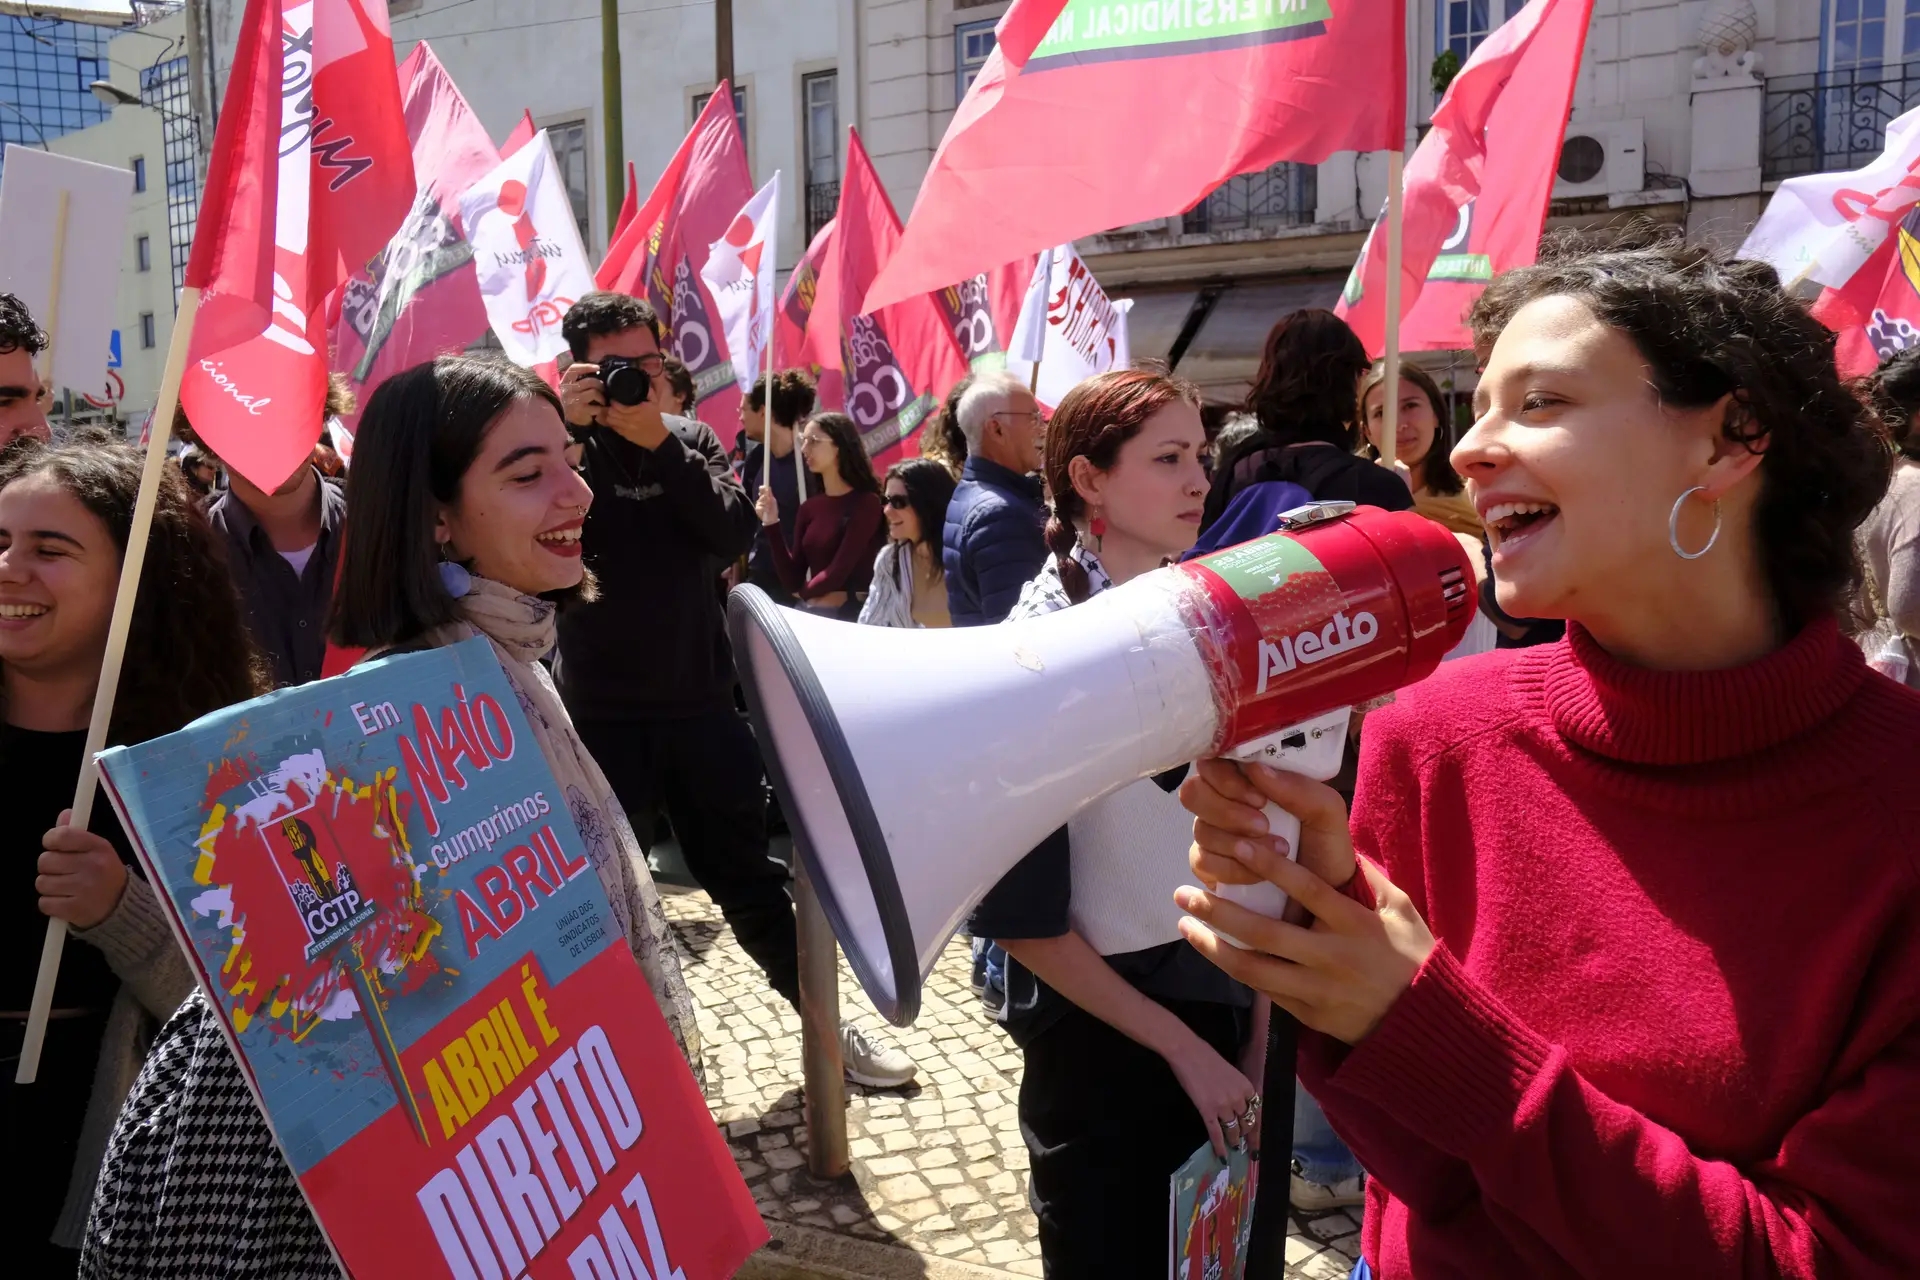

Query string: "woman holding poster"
[1176, 239, 1920, 1278]
[0, 437, 265, 1267]
[83, 358, 705, 1279]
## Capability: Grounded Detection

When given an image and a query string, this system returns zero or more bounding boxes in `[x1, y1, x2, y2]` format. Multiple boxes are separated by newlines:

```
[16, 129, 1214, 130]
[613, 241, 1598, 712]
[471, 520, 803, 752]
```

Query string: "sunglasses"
[884, 494, 912, 510]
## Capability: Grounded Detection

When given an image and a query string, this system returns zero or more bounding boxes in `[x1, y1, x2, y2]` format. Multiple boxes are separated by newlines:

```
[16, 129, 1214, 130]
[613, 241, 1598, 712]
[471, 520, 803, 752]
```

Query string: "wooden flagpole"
[16, 286, 201, 1083]
[1380, 147, 1406, 477]
[40, 191, 70, 402]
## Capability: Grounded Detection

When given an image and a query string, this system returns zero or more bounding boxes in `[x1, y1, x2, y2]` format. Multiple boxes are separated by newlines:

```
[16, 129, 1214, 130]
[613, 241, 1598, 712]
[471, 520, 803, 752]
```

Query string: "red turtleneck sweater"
[1302, 617, 1920, 1279]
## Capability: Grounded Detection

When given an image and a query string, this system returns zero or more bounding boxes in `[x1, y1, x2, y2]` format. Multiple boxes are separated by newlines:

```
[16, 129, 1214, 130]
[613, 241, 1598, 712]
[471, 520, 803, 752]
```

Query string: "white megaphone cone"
[730, 503, 1473, 1024]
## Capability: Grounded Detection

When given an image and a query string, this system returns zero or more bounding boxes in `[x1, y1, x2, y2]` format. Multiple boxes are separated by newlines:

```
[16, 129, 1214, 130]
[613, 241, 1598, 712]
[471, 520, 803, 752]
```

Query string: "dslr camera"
[596, 356, 657, 407]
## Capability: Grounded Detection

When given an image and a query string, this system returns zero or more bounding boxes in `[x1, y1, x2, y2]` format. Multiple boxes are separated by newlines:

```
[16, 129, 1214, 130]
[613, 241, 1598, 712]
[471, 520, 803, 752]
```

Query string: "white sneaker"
[1290, 1167, 1366, 1211]
[841, 1021, 917, 1089]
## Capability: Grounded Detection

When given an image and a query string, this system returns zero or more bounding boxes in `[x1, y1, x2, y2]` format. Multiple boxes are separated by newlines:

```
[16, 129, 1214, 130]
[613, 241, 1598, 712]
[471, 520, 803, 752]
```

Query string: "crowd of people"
[3, 228, 1918, 1279]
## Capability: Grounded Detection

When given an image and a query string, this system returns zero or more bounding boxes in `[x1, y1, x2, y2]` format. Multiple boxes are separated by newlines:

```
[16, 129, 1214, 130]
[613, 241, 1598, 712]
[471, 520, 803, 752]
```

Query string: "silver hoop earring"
[1668, 486, 1721, 561]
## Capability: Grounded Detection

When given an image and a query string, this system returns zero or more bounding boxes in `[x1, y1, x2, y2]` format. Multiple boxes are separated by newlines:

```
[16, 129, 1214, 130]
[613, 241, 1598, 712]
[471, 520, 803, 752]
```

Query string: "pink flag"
[611, 161, 639, 244]
[1809, 224, 1920, 376]
[867, 0, 1405, 313]
[1337, 0, 1592, 354]
[596, 84, 752, 424]
[777, 216, 835, 384]
[182, 0, 415, 490]
[808, 130, 969, 467]
[329, 41, 500, 429]
[501, 108, 536, 157]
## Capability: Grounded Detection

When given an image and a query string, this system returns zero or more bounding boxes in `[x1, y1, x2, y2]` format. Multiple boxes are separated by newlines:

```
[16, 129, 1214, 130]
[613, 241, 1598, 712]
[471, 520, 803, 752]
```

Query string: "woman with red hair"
[970, 368, 1265, 1276]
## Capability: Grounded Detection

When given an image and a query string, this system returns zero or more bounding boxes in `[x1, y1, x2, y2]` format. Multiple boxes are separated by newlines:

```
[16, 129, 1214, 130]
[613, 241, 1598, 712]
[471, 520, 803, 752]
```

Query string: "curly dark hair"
[1470, 231, 1892, 631]
[0, 434, 268, 744]
[0, 292, 47, 357]
[662, 356, 697, 414]
[1863, 345, 1920, 462]
[1042, 369, 1202, 605]
[804, 412, 882, 498]
[561, 291, 666, 361]
[884, 457, 958, 563]
[746, 369, 817, 427]
[917, 374, 974, 478]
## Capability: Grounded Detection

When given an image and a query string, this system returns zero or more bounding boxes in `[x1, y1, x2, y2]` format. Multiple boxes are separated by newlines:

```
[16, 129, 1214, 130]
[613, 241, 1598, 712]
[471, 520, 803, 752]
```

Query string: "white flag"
[460, 131, 597, 367]
[702, 172, 782, 393]
[1006, 243, 1133, 408]
[1741, 106, 1920, 290]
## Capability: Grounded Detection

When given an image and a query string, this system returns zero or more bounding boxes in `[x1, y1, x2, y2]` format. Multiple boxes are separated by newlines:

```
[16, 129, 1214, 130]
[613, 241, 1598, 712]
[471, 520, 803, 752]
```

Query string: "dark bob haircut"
[332, 356, 583, 650]
[1470, 231, 1891, 630]
[561, 291, 666, 362]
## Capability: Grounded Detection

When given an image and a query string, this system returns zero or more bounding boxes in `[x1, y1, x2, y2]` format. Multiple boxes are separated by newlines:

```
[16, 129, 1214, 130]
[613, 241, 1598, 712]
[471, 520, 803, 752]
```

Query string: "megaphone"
[728, 503, 1473, 1024]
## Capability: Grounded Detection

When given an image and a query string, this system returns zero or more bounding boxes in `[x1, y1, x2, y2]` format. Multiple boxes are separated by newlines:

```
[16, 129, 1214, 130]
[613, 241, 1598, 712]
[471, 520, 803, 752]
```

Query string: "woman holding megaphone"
[1175, 237, 1920, 1279]
[968, 368, 1269, 1276]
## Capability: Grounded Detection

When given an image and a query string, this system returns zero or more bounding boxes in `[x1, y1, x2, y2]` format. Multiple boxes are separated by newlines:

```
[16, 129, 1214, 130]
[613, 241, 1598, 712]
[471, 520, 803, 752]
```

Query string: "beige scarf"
[418, 576, 701, 1073]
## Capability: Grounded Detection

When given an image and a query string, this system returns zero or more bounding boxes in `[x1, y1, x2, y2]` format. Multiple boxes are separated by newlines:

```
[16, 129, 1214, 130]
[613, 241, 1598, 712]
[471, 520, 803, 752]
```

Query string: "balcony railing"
[806, 181, 839, 244]
[1764, 63, 1920, 182]
[1183, 162, 1317, 235]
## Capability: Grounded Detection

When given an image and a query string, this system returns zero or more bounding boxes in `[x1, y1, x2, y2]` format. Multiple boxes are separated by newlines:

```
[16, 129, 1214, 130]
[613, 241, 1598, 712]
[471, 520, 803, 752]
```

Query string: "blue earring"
[438, 545, 471, 598]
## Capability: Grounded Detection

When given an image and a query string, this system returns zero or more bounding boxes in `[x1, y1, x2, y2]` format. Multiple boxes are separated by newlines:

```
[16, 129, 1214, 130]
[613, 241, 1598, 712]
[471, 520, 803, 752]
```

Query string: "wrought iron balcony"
[1764, 63, 1920, 182]
[1183, 162, 1317, 235]
[806, 181, 839, 244]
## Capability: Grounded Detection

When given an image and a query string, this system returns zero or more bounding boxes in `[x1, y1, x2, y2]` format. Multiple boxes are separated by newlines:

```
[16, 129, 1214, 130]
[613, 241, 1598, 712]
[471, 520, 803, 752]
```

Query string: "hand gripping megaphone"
[727, 503, 1474, 1024]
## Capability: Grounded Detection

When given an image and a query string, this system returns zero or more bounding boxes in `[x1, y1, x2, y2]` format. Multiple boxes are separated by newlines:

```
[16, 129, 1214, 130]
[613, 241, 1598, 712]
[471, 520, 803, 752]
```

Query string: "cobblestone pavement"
[663, 889, 1365, 1279]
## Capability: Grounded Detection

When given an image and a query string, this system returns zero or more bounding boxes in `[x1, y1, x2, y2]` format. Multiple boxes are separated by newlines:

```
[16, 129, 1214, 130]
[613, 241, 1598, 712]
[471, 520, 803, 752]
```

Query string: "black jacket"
[555, 416, 757, 720]
[204, 472, 345, 688]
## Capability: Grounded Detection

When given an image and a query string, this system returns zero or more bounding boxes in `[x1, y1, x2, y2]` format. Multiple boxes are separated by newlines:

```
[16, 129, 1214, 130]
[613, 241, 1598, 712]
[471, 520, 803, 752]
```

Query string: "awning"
[1126, 276, 1346, 403]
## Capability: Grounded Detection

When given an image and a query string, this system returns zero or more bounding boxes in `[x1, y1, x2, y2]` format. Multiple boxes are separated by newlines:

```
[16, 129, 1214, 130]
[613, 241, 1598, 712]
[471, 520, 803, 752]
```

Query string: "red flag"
[776, 216, 835, 380]
[867, 0, 1405, 311]
[595, 84, 753, 424]
[182, 0, 414, 491]
[1337, 0, 1591, 354]
[611, 161, 639, 244]
[1809, 224, 1920, 376]
[804, 131, 969, 465]
[329, 41, 501, 429]
[501, 108, 536, 157]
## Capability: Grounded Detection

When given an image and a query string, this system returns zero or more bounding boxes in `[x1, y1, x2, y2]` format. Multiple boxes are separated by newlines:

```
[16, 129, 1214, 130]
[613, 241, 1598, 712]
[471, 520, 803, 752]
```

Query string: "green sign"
[1031, 0, 1334, 65]
[1197, 533, 1327, 604]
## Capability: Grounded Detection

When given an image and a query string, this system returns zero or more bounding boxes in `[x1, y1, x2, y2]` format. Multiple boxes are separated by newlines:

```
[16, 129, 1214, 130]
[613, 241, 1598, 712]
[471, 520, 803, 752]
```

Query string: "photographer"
[554, 293, 916, 1089]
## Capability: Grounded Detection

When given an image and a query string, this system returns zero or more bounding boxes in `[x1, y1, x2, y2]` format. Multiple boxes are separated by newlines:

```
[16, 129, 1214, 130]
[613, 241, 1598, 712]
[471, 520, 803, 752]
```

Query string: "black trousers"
[1020, 998, 1250, 1279]
[575, 708, 801, 1006]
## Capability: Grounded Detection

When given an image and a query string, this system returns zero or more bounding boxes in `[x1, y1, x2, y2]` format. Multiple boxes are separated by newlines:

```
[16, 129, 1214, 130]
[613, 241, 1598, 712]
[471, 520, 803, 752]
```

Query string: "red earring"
[1090, 515, 1107, 539]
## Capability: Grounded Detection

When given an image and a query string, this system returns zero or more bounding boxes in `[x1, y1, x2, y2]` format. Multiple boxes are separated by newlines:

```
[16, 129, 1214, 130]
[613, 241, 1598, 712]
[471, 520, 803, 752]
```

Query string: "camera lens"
[602, 362, 646, 406]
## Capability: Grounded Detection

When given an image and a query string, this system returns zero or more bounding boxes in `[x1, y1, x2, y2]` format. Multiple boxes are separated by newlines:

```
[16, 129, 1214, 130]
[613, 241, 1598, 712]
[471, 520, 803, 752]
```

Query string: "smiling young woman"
[0, 437, 264, 1269]
[82, 358, 705, 1280]
[1177, 237, 1920, 1279]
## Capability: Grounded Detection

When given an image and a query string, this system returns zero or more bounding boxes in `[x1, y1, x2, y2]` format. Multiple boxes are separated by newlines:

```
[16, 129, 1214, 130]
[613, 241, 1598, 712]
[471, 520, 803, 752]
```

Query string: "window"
[76, 57, 102, 92]
[956, 19, 997, 99]
[1439, 0, 1519, 61]
[131, 156, 145, 192]
[136, 234, 150, 272]
[692, 85, 749, 146]
[1822, 0, 1920, 71]
[139, 312, 155, 349]
[545, 119, 591, 250]
[802, 71, 838, 242]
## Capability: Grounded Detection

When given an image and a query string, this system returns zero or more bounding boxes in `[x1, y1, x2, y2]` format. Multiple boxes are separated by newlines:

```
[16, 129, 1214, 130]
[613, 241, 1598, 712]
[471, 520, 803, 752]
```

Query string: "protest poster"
[1005, 243, 1132, 411]
[1169, 1140, 1255, 1280]
[98, 637, 765, 1280]
[0, 146, 133, 395]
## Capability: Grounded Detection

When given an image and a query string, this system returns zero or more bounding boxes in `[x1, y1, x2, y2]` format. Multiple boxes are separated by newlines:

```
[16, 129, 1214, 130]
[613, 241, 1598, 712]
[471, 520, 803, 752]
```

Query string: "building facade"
[185, 2, 1883, 403]
[44, 8, 199, 428]
[0, 14, 114, 176]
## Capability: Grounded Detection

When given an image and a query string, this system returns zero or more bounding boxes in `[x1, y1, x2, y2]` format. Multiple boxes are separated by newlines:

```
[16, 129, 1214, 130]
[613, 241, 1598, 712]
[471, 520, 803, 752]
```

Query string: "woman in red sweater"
[1174, 237, 1920, 1278]
[755, 411, 886, 618]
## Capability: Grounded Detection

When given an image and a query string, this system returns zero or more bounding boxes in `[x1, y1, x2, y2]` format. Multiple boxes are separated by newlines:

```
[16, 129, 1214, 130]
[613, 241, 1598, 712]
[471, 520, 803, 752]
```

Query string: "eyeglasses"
[884, 494, 912, 510]
[995, 409, 1044, 424]
[630, 354, 667, 374]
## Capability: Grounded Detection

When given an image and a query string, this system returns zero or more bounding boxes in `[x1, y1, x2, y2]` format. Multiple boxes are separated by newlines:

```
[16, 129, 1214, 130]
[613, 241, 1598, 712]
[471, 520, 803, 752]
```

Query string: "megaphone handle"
[1210, 802, 1300, 945]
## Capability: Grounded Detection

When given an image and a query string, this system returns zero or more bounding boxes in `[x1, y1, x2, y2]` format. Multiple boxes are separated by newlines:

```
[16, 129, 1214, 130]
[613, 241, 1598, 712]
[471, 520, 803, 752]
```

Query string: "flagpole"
[17, 286, 200, 1082]
[1380, 147, 1406, 476]
[764, 281, 776, 495]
